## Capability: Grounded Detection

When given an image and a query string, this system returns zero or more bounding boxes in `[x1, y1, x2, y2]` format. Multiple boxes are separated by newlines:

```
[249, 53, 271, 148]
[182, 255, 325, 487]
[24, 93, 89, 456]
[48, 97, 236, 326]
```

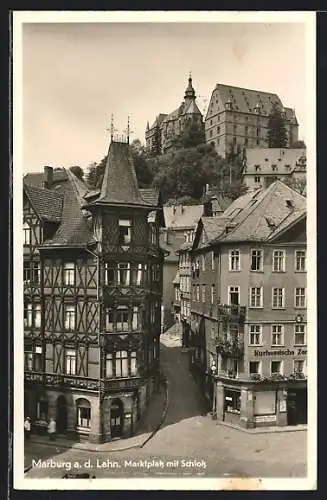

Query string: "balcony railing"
[216, 339, 244, 358]
[217, 304, 246, 323]
[216, 371, 307, 384]
[100, 377, 142, 392]
[25, 371, 144, 392]
[25, 371, 99, 391]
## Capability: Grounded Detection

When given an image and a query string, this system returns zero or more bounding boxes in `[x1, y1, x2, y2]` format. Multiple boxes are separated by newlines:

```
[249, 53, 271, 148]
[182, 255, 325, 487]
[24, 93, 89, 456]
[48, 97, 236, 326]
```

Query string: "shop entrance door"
[56, 395, 68, 434]
[110, 399, 123, 439]
[287, 389, 307, 425]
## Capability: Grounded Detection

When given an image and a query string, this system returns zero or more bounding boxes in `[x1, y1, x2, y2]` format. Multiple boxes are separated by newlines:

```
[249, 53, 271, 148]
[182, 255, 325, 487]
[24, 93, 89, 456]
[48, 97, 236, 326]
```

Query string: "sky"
[21, 19, 308, 173]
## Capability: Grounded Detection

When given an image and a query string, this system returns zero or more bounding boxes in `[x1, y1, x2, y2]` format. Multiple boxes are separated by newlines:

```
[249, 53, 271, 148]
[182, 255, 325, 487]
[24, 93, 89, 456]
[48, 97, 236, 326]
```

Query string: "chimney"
[43, 166, 53, 189]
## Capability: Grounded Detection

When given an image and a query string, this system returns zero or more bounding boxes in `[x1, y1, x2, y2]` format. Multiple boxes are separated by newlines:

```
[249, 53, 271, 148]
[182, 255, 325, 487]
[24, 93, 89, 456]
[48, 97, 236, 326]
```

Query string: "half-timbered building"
[23, 140, 164, 443]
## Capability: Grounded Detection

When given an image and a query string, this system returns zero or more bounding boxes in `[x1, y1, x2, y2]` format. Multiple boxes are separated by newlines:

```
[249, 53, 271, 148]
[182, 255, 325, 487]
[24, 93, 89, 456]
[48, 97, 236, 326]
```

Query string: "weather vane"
[123, 116, 134, 144]
[106, 114, 118, 141]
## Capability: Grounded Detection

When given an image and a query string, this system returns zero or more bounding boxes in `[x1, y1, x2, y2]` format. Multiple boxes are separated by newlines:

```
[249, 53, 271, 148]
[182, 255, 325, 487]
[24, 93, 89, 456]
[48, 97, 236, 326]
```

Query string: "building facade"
[189, 181, 307, 428]
[159, 204, 204, 331]
[145, 76, 204, 155]
[242, 148, 306, 192]
[23, 140, 164, 443]
[205, 84, 299, 158]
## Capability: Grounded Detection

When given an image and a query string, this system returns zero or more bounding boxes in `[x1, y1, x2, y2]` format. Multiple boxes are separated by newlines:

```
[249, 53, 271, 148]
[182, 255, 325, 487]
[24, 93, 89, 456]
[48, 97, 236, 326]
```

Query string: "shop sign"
[254, 348, 307, 357]
[279, 400, 287, 412]
[254, 415, 276, 423]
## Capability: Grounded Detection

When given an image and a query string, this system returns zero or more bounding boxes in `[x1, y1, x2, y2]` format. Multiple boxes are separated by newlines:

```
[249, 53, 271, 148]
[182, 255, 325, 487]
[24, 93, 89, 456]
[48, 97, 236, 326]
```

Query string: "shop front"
[214, 377, 307, 430]
[287, 387, 307, 425]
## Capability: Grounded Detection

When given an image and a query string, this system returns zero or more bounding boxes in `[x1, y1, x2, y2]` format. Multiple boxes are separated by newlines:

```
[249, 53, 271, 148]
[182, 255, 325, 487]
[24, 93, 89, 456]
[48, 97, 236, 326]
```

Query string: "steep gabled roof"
[139, 188, 160, 206]
[212, 84, 282, 116]
[267, 209, 306, 242]
[24, 184, 63, 223]
[163, 204, 204, 229]
[42, 170, 94, 247]
[219, 181, 306, 242]
[23, 168, 68, 188]
[184, 99, 202, 115]
[243, 148, 306, 176]
[90, 141, 152, 208]
[199, 216, 231, 248]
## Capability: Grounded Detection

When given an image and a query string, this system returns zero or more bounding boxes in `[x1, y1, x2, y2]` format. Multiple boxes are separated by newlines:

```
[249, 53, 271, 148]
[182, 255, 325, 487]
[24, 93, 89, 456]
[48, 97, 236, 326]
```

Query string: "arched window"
[76, 398, 91, 429]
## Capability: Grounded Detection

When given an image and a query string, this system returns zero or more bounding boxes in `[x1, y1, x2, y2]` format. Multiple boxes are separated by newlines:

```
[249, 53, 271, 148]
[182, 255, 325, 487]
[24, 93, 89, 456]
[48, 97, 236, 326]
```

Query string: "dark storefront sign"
[254, 348, 307, 357]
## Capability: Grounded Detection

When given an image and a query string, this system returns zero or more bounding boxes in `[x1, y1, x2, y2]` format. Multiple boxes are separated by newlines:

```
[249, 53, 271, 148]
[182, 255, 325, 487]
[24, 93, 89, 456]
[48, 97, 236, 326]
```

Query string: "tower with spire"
[145, 74, 204, 155]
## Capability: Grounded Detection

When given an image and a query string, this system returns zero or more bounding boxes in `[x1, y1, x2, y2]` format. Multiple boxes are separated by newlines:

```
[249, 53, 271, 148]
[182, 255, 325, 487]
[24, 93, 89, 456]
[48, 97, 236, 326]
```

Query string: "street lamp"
[211, 363, 217, 419]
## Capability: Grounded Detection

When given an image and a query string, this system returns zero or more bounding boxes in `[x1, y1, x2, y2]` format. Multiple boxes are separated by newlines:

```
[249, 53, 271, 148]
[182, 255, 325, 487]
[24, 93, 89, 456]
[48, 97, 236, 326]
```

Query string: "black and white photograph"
[13, 11, 316, 490]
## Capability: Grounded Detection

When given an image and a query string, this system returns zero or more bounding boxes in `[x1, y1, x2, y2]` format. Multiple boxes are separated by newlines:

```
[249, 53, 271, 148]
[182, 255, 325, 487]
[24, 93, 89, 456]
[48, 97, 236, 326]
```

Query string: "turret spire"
[184, 73, 196, 101]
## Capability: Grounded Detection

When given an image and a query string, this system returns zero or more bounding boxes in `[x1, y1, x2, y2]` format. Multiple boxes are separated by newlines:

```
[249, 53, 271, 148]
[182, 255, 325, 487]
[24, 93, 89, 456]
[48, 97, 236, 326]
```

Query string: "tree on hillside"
[290, 140, 306, 149]
[69, 166, 84, 180]
[152, 143, 227, 203]
[283, 176, 306, 196]
[130, 139, 154, 188]
[86, 157, 107, 188]
[267, 102, 288, 148]
[171, 120, 205, 150]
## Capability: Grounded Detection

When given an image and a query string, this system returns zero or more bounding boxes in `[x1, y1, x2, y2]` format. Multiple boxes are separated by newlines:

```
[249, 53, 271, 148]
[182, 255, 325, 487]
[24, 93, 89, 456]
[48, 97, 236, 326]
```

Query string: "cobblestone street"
[24, 325, 307, 479]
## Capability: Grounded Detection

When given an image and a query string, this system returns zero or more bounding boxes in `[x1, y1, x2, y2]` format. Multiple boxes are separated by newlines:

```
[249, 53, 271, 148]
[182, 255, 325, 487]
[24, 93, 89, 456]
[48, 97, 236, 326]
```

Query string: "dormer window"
[272, 164, 277, 172]
[119, 219, 131, 245]
[255, 165, 261, 172]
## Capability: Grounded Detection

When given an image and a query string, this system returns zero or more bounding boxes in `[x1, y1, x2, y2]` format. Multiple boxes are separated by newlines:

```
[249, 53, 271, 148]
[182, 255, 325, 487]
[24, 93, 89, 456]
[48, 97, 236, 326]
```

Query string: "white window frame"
[132, 306, 140, 331]
[293, 359, 306, 374]
[202, 285, 206, 303]
[228, 286, 240, 306]
[117, 262, 130, 286]
[118, 219, 132, 245]
[130, 351, 138, 376]
[254, 176, 261, 184]
[249, 287, 263, 308]
[272, 249, 286, 272]
[77, 401, 91, 428]
[271, 324, 284, 346]
[63, 262, 75, 286]
[115, 350, 128, 378]
[26, 303, 33, 327]
[105, 353, 113, 378]
[211, 251, 215, 271]
[65, 349, 76, 375]
[23, 222, 31, 245]
[249, 324, 262, 346]
[136, 263, 143, 286]
[294, 287, 306, 308]
[34, 303, 41, 328]
[250, 249, 263, 272]
[229, 250, 240, 271]
[104, 262, 114, 286]
[270, 360, 283, 375]
[294, 324, 306, 346]
[211, 284, 215, 304]
[272, 287, 285, 309]
[24, 348, 33, 371]
[116, 306, 129, 332]
[105, 308, 114, 332]
[295, 249, 306, 272]
[196, 285, 200, 302]
[201, 254, 206, 271]
[249, 360, 261, 375]
[64, 304, 75, 331]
